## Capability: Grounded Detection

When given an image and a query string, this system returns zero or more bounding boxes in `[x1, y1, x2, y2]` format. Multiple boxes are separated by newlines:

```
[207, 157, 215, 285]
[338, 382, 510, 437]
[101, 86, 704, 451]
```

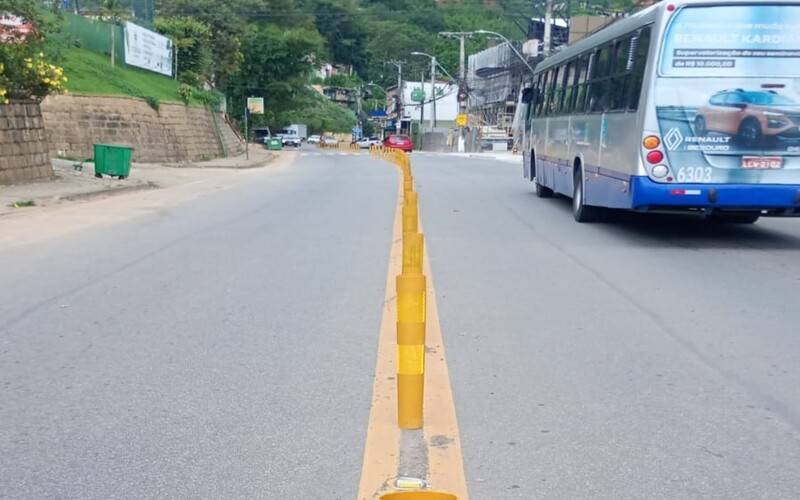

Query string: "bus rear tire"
[535, 179, 553, 198]
[573, 169, 601, 223]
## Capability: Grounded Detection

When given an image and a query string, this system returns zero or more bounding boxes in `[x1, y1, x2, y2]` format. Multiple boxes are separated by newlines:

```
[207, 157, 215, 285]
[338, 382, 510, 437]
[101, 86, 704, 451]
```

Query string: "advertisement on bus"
[654, 4, 800, 184]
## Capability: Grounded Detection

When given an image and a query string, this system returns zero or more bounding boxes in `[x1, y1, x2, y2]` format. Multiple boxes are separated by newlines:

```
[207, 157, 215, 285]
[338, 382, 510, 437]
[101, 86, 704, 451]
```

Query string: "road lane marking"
[358, 161, 468, 499]
[358, 176, 403, 500]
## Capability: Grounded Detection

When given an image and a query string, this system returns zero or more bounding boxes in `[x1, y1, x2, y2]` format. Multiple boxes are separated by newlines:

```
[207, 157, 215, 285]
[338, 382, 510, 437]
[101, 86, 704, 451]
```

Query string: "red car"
[383, 134, 414, 152]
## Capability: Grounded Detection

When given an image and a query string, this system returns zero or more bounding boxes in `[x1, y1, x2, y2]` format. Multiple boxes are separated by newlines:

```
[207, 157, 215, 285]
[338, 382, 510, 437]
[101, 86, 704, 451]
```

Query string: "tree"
[311, 0, 368, 75]
[154, 16, 212, 86]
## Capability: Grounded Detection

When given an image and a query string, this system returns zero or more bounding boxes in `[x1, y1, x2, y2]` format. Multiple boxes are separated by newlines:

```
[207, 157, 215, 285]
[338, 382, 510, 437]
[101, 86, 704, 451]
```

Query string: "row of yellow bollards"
[372, 144, 426, 430]
[371, 146, 456, 500]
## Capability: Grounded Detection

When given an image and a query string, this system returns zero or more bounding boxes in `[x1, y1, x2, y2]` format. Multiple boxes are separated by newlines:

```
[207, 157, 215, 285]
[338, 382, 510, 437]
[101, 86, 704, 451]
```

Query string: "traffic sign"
[247, 97, 264, 114]
[456, 114, 468, 127]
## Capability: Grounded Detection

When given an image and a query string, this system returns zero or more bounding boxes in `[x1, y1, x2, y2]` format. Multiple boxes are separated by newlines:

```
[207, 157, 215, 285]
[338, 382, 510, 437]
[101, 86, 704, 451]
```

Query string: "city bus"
[522, 0, 800, 223]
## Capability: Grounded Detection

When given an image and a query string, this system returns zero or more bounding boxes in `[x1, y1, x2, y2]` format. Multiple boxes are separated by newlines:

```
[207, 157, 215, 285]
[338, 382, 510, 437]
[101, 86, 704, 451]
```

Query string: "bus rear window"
[660, 5, 800, 77]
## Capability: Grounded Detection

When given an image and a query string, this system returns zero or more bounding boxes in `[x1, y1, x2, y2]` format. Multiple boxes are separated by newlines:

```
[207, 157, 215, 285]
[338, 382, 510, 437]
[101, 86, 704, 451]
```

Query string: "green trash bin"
[94, 144, 133, 179]
[267, 137, 283, 150]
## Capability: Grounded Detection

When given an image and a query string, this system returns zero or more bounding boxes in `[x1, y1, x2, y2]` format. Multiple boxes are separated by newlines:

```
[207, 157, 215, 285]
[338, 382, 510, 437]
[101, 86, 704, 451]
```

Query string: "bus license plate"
[741, 156, 783, 169]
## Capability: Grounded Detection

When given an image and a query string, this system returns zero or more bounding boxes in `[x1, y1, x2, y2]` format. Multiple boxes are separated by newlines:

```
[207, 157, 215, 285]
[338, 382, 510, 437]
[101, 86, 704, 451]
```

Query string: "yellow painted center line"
[358, 160, 469, 499]
[357, 174, 403, 500]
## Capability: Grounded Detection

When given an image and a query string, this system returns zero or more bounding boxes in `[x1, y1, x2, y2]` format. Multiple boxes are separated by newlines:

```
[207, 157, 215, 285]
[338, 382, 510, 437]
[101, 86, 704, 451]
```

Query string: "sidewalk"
[0, 147, 282, 217]
[161, 146, 277, 169]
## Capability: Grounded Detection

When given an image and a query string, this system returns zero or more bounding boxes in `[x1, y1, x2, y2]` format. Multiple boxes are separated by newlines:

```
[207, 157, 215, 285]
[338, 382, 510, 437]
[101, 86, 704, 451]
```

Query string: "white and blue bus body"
[523, 0, 800, 222]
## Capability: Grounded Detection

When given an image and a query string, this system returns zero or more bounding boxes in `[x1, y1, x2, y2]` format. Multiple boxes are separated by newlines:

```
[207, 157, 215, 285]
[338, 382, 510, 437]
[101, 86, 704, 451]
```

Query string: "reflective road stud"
[396, 273, 426, 429]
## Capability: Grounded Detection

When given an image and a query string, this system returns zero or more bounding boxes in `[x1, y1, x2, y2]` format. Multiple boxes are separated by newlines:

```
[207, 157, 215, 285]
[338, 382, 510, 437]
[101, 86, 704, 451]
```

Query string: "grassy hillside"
[58, 46, 203, 107]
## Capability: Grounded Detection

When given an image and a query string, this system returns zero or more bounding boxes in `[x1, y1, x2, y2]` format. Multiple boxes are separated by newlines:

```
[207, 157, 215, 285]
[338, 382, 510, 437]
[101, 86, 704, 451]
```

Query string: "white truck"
[282, 124, 308, 141]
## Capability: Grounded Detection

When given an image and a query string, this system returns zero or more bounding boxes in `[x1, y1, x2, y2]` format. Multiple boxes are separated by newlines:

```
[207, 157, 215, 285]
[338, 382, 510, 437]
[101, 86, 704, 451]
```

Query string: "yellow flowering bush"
[0, 62, 7, 104]
[0, 49, 68, 102]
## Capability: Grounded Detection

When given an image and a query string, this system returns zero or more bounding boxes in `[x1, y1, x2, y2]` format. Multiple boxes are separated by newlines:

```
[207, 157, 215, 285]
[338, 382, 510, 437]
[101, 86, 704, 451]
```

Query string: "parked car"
[307, 134, 321, 145]
[321, 135, 338, 146]
[356, 136, 382, 149]
[383, 134, 413, 152]
[282, 134, 302, 147]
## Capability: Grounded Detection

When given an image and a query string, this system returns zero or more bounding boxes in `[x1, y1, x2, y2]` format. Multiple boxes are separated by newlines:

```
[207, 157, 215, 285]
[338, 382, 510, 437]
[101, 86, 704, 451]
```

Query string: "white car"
[321, 135, 338, 146]
[282, 134, 302, 147]
[307, 135, 321, 144]
[356, 137, 382, 149]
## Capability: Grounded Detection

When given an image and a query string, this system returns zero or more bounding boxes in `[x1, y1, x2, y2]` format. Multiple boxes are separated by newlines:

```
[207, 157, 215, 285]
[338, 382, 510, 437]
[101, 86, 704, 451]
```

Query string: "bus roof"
[534, 4, 661, 74]
[533, 0, 800, 75]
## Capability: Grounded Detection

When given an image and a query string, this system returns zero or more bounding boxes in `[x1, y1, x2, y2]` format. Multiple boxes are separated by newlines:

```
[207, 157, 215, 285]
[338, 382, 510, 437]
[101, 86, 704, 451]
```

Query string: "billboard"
[124, 21, 173, 77]
[655, 4, 800, 184]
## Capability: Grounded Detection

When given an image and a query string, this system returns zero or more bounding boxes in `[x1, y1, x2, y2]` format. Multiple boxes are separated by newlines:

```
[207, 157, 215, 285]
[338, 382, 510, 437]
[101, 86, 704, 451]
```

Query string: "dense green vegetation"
[55, 46, 205, 107]
[150, 0, 641, 132]
[12, 0, 641, 132]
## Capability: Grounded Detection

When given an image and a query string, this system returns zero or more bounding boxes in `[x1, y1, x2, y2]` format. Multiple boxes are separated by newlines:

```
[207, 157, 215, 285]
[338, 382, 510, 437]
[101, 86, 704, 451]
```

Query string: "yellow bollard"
[396, 272, 426, 429]
[402, 232, 424, 275]
[403, 192, 418, 233]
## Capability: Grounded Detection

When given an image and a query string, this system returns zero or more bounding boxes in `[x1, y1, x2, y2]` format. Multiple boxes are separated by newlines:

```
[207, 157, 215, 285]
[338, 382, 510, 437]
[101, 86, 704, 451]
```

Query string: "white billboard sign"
[124, 21, 173, 77]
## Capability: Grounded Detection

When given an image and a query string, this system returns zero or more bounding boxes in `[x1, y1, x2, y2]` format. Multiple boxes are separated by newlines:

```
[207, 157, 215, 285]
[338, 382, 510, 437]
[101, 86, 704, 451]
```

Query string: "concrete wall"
[0, 101, 53, 185]
[41, 95, 245, 163]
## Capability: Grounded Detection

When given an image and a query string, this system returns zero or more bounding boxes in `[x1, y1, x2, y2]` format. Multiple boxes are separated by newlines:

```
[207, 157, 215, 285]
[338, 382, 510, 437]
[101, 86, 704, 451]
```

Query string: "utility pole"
[430, 56, 436, 131]
[438, 32, 472, 83]
[544, 0, 553, 56]
[385, 60, 405, 134]
[419, 71, 425, 150]
[439, 31, 473, 152]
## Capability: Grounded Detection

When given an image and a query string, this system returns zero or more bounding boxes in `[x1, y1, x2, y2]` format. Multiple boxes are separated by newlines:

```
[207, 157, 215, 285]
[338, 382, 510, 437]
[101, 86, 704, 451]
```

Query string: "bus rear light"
[646, 151, 664, 164]
[671, 189, 702, 196]
[652, 165, 669, 178]
[643, 136, 661, 149]
[667, 4, 676, 12]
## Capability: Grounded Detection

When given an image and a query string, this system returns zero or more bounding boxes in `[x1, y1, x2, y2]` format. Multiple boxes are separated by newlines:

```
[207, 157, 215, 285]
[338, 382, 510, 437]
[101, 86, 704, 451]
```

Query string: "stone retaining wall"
[0, 101, 53, 185]
[41, 95, 244, 163]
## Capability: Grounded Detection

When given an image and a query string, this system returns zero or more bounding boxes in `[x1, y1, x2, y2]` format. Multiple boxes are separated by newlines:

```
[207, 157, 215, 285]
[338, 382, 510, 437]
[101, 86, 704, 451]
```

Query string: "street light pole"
[472, 30, 537, 76]
[430, 55, 436, 131]
[386, 60, 405, 134]
[411, 51, 440, 131]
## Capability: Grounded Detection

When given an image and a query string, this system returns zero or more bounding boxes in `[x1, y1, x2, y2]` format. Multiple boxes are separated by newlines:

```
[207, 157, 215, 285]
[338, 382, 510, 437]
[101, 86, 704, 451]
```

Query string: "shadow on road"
[529, 192, 800, 251]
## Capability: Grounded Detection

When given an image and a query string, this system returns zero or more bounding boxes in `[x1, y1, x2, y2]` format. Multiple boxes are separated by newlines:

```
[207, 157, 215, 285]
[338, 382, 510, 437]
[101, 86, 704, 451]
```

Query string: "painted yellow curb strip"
[357, 177, 404, 499]
[358, 161, 469, 499]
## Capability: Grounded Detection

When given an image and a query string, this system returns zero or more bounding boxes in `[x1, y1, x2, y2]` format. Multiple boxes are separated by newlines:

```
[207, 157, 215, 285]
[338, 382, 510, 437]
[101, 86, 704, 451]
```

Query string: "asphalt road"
[4, 147, 800, 499]
[0, 149, 396, 499]
[412, 152, 800, 499]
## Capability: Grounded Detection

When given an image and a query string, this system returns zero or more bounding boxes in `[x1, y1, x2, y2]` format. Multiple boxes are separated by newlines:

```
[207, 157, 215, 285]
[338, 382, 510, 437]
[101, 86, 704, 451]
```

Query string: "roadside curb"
[0, 181, 159, 217]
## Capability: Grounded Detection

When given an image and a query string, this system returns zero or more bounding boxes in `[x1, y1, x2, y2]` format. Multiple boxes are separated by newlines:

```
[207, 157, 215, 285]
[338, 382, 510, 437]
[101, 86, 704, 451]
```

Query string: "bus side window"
[588, 45, 611, 112]
[535, 72, 548, 116]
[560, 62, 575, 114]
[627, 27, 651, 111]
[546, 67, 559, 115]
[576, 53, 593, 113]
[609, 37, 633, 111]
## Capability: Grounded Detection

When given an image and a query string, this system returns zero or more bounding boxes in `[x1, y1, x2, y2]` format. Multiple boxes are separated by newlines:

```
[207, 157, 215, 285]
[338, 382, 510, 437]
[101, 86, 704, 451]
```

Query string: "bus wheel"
[572, 169, 601, 223]
[535, 178, 553, 198]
